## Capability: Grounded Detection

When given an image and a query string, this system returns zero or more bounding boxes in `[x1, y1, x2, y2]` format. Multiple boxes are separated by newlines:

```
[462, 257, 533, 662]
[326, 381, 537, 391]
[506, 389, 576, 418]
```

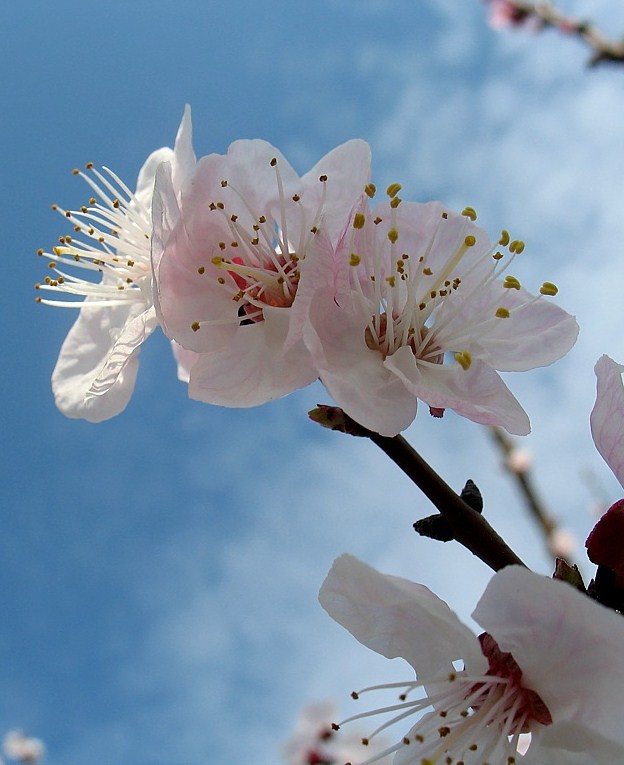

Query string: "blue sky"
[3, 1, 624, 763]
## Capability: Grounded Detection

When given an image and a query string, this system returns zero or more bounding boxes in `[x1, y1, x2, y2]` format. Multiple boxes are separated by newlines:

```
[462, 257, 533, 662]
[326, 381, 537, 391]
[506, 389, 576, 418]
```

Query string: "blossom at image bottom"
[319, 554, 624, 765]
[303, 197, 578, 436]
[152, 138, 371, 407]
[36, 106, 196, 421]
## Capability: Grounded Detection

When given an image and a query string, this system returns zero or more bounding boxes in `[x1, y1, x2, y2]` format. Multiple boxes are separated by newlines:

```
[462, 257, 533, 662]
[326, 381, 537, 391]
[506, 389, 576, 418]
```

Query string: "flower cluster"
[320, 554, 624, 765]
[38, 109, 578, 436]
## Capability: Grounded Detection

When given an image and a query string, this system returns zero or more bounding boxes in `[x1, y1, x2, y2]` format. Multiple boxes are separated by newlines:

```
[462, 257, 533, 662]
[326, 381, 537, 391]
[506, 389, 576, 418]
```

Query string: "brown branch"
[487, 1, 624, 66]
[310, 405, 526, 572]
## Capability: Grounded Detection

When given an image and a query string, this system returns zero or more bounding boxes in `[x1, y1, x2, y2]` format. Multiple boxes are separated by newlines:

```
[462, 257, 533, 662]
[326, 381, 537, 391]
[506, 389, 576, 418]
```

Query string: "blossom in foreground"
[319, 554, 624, 765]
[36, 106, 196, 421]
[590, 354, 624, 489]
[586, 354, 624, 592]
[282, 700, 391, 765]
[304, 197, 578, 436]
[152, 139, 370, 406]
[2, 730, 45, 763]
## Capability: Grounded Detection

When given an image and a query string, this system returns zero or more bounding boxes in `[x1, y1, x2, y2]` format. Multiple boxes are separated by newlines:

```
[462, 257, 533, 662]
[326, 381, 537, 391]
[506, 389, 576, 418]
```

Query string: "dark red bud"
[586, 498, 624, 587]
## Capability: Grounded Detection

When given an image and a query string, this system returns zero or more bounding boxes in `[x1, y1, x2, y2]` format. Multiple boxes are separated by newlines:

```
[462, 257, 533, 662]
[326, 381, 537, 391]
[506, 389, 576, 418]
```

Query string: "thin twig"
[487, 0, 624, 66]
[310, 406, 526, 572]
[489, 426, 574, 562]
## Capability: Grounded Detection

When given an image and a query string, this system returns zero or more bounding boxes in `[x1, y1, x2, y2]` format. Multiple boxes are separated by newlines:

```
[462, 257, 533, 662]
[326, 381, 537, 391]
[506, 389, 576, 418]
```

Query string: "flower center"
[35, 164, 152, 309]
[334, 633, 551, 765]
[190, 157, 326, 332]
[347, 194, 558, 373]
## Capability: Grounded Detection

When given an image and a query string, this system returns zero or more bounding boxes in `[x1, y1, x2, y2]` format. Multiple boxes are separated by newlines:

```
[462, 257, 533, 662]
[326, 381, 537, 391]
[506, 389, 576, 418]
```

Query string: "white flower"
[36, 106, 196, 421]
[282, 700, 392, 765]
[152, 138, 371, 407]
[304, 198, 578, 437]
[590, 354, 624, 488]
[3, 730, 45, 763]
[319, 554, 624, 765]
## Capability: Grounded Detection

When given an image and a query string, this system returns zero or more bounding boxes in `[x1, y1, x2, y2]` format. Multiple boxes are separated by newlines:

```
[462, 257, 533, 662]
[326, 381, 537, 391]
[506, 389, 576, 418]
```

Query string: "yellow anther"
[211, 256, 224, 265]
[217, 277, 225, 284]
[353, 212, 366, 229]
[386, 275, 396, 287]
[503, 275, 521, 290]
[37, 248, 43, 256]
[509, 239, 525, 254]
[499, 230, 510, 246]
[390, 196, 401, 209]
[495, 307, 510, 318]
[374, 216, 382, 225]
[423, 267, 433, 276]
[89, 197, 96, 205]
[349, 253, 361, 266]
[386, 183, 402, 198]
[387, 228, 399, 244]
[51, 204, 58, 211]
[72, 168, 79, 176]
[540, 282, 559, 296]
[454, 351, 472, 370]
[191, 321, 200, 332]
[493, 251, 504, 261]
[461, 206, 477, 221]
[464, 235, 476, 247]
[364, 183, 376, 198]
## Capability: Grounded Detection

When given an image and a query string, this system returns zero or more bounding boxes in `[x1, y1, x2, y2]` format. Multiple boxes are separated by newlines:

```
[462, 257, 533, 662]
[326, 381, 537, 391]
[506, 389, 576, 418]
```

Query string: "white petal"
[301, 139, 371, 242]
[319, 554, 486, 678]
[305, 295, 418, 436]
[171, 104, 196, 191]
[384, 349, 531, 435]
[170, 341, 198, 384]
[188, 307, 317, 407]
[473, 565, 624, 745]
[525, 722, 624, 765]
[591, 354, 624, 488]
[52, 303, 155, 422]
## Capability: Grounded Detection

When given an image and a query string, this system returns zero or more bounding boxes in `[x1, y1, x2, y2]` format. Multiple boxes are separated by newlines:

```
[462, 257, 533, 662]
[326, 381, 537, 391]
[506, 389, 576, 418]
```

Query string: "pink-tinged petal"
[305, 295, 418, 436]
[591, 355, 624, 487]
[284, 227, 350, 354]
[154, 203, 236, 351]
[188, 306, 316, 407]
[319, 554, 486, 678]
[301, 140, 371, 242]
[525, 722, 624, 765]
[473, 565, 624, 744]
[52, 303, 156, 422]
[439, 282, 579, 372]
[384, 349, 531, 434]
